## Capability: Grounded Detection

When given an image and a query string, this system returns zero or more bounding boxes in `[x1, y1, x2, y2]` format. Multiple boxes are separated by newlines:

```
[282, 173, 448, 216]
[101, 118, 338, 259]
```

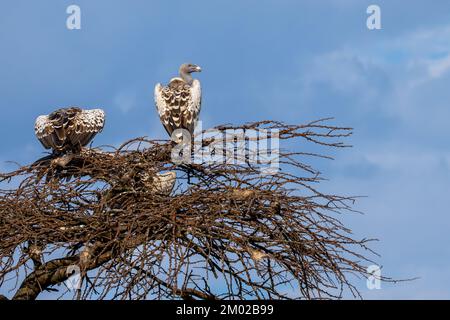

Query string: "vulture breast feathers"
[34, 107, 105, 154]
[154, 74, 202, 140]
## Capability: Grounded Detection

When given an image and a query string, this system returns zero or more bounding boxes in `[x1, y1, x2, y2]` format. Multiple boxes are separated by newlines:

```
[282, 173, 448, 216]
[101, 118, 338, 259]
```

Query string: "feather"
[140, 171, 177, 195]
[154, 65, 202, 141]
[152, 171, 177, 195]
[34, 107, 105, 154]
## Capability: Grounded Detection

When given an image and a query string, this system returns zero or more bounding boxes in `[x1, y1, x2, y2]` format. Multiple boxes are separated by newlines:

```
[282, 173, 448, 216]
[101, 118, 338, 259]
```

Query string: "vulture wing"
[35, 107, 105, 153]
[185, 79, 202, 135]
[68, 109, 105, 148]
[35, 115, 55, 150]
[35, 107, 82, 151]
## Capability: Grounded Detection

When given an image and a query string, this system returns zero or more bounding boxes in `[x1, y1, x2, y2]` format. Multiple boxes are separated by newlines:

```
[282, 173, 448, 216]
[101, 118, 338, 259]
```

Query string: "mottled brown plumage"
[35, 107, 105, 154]
[140, 171, 177, 195]
[154, 63, 202, 142]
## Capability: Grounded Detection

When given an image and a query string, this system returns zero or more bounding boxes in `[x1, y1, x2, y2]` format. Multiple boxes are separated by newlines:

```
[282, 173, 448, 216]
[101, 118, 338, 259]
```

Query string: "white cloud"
[113, 90, 137, 114]
[300, 49, 388, 107]
[285, 23, 450, 300]
[389, 25, 450, 56]
[427, 54, 450, 78]
[362, 151, 449, 174]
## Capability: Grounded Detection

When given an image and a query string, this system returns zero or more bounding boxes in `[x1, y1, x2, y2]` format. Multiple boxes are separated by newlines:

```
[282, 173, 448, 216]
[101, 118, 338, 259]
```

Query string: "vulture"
[35, 107, 105, 155]
[154, 63, 202, 142]
[143, 171, 177, 195]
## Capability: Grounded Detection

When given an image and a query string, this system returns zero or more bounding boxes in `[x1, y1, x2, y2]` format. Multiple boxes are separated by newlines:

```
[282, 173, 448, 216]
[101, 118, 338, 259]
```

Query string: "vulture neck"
[179, 70, 194, 86]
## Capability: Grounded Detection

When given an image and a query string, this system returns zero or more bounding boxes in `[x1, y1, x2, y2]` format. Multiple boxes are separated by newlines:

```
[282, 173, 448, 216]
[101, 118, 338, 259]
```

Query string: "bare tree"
[0, 119, 385, 300]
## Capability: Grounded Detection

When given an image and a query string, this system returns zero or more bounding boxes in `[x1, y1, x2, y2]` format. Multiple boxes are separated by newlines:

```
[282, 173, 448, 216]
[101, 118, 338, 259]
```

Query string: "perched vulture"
[35, 107, 105, 154]
[153, 171, 177, 195]
[141, 171, 177, 195]
[154, 63, 202, 142]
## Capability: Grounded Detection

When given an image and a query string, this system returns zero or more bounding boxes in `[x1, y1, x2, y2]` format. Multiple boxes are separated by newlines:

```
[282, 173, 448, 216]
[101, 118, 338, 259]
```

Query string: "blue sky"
[1, 0, 450, 299]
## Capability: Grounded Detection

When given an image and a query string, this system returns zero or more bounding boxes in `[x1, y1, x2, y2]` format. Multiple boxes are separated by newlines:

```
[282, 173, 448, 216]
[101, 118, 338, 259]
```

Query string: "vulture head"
[180, 63, 202, 74]
[179, 63, 202, 85]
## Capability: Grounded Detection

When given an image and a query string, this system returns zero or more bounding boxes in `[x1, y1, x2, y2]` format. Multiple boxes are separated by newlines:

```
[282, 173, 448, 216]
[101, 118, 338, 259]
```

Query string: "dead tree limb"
[0, 119, 389, 300]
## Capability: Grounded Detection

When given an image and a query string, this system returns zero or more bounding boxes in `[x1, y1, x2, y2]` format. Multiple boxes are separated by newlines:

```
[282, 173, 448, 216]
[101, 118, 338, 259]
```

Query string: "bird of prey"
[154, 63, 202, 142]
[142, 171, 177, 195]
[35, 107, 105, 155]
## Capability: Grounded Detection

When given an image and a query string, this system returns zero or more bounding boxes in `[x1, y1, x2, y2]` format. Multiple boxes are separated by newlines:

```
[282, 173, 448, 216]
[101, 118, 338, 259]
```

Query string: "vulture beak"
[195, 65, 202, 72]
